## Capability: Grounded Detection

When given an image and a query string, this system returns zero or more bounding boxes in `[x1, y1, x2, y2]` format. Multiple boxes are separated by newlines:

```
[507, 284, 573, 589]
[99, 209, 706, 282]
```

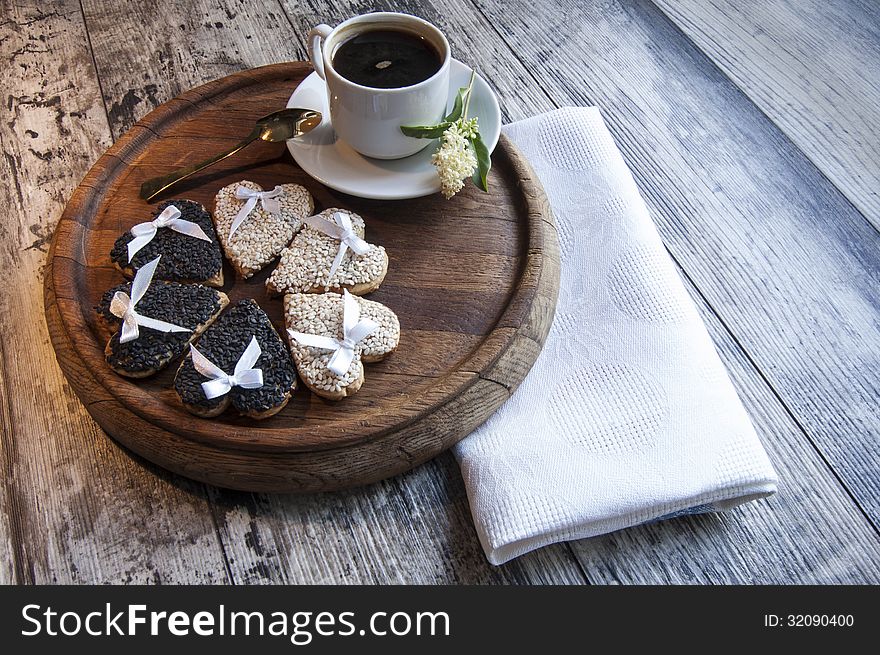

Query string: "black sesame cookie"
[266, 208, 388, 296]
[97, 280, 228, 378]
[110, 199, 224, 286]
[284, 291, 400, 400]
[213, 181, 314, 279]
[174, 299, 298, 419]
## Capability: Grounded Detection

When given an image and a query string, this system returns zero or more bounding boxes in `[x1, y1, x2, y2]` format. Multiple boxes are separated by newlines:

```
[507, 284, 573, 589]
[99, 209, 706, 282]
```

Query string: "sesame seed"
[283, 291, 400, 398]
[214, 180, 314, 278]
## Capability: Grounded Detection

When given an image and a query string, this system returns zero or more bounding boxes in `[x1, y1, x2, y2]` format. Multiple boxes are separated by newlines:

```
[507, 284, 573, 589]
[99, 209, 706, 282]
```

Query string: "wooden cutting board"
[44, 62, 559, 492]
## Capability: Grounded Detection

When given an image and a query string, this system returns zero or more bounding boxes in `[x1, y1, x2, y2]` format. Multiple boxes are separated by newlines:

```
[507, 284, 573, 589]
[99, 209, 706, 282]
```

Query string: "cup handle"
[308, 24, 333, 80]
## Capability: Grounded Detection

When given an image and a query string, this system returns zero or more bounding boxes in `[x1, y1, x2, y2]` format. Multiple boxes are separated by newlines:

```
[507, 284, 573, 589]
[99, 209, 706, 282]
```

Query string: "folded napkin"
[454, 107, 778, 565]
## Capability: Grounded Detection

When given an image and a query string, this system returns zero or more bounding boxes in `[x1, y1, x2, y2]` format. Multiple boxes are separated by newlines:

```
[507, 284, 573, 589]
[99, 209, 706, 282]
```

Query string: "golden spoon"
[139, 108, 322, 201]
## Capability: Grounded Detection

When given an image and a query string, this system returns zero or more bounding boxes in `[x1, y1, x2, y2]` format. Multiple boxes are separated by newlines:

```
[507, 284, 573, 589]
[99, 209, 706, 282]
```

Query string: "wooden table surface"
[2, 0, 878, 584]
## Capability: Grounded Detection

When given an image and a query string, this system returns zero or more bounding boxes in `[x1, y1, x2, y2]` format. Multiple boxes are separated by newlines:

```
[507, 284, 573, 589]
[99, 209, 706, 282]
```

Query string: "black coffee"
[332, 29, 442, 88]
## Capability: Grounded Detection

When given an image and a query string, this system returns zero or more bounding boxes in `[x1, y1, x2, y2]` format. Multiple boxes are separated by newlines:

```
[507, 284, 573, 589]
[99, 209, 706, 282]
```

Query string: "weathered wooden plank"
[0, 337, 20, 584]
[655, 0, 880, 230]
[80, 0, 308, 138]
[469, 0, 880, 526]
[0, 0, 230, 583]
[210, 455, 587, 584]
[569, 275, 880, 583]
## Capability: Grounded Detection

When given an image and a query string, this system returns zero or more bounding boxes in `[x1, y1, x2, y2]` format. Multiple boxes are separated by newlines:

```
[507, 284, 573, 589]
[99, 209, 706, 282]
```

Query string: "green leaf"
[400, 122, 451, 139]
[443, 87, 469, 123]
[470, 132, 491, 192]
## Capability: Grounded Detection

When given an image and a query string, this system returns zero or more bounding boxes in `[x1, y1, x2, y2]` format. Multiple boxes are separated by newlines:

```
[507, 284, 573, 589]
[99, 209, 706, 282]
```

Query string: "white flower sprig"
[432, 118, 478, 198]
[401, 71, 491, 199]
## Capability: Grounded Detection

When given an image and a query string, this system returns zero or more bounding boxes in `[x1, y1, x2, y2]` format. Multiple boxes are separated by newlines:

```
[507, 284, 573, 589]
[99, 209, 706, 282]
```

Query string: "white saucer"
[286, 59, 501, 200]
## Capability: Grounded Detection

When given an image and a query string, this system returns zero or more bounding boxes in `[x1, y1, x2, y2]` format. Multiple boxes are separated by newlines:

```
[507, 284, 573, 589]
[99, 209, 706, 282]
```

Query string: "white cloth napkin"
[453, 107, 778, 565]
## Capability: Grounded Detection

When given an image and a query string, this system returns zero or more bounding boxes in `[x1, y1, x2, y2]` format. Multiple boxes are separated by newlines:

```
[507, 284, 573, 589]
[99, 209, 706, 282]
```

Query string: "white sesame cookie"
[213, 180, 314, 279]
[266, 208, 388, 296]
[284, 292, 400, 400]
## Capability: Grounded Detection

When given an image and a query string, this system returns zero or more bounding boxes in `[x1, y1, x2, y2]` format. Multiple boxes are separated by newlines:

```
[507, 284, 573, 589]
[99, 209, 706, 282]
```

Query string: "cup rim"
[321, 12, 451, 94]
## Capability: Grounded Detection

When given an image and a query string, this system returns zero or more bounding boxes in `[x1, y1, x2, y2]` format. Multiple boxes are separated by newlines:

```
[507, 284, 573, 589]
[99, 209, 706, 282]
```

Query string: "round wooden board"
[44, 62, 559, 493]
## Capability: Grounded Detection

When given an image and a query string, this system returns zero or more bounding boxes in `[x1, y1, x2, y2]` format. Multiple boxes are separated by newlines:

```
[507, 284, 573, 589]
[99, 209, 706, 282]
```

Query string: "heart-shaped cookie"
[285, 290, 400, 399]
[213, 180, 314, 279]
[110, 199, 224, 286]
[97, 257, 228, 377]
[174, 299, 298, 419]
[266, 208, 388, 296]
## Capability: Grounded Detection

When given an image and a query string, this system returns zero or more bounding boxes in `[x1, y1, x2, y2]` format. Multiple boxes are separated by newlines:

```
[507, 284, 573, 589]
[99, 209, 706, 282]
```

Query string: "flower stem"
[462, 69, 476, 120]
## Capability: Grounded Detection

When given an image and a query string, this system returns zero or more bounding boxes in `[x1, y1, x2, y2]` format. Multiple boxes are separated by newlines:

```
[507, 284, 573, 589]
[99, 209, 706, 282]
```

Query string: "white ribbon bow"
[288, 290, 378, 376]
[127, 204, 212, 262]
[230, 185, 284, 238]
[302, 211, 372, 283]
[109, 256, 191, 343]
[190, 335, 264, 400]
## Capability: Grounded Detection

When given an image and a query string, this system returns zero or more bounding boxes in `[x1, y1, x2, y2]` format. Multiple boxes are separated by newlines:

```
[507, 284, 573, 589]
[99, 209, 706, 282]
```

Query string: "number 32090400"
[764, 614, 854, 627]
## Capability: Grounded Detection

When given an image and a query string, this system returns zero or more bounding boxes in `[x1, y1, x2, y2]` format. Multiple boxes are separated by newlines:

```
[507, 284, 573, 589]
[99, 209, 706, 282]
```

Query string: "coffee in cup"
[332, 29, 443, 89]
[308, 13, 451, 160]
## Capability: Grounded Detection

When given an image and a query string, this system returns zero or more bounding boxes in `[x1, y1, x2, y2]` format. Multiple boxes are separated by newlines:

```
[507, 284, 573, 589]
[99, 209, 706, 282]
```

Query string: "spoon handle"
[139, 128, 261, 201]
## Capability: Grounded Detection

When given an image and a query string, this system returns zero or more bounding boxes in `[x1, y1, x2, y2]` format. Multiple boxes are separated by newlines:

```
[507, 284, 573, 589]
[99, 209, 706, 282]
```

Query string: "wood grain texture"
[0, 341, 19, 584]
[45, 62, 560, 492]
[655, 0, 880, 230]
[80, 0, 306, 138]
[0, 0, 231, 583]
[208, 454, 588, 584]
[470, 0, 880, 527]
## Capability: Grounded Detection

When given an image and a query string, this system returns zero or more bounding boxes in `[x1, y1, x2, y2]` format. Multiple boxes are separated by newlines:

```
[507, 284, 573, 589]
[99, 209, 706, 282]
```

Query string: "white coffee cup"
[308, 12, 451, 160]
